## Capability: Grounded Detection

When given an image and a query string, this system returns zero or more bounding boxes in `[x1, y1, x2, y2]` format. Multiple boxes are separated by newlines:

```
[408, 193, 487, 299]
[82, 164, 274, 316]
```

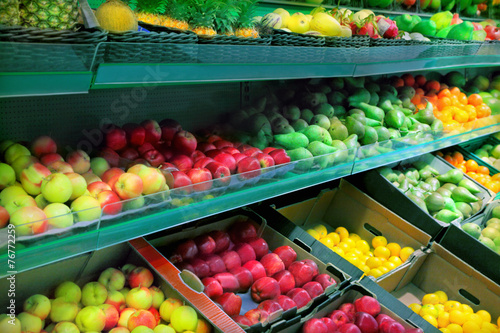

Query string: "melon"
[261, 13, 282, 30]
[95, 0, 138, 34]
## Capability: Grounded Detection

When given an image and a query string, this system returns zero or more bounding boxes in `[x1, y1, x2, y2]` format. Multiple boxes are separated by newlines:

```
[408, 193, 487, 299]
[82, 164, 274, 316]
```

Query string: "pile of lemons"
[409, 291, 500, 333]
[305, 224, 414, 278]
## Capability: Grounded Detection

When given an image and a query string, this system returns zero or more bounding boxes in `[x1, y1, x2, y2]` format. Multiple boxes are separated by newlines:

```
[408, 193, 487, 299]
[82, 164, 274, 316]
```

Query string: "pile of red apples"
[302, 295, 424, 333]
[169, 219, 338, 327]
[2, 264, 212, 333]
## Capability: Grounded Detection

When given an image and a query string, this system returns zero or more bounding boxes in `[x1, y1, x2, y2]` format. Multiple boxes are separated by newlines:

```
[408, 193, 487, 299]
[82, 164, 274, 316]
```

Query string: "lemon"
[435, 304, 445, 315]
[360, 264, 370, 274]
[388, 256, 403, 266]
[332, 247, 344, 256]
[374, 246, 391, 259]
[440, 329, 451, 333]
[466, 313, 483, 326]
[368, 268, 383, 278]
[366, 257, 382, 269]
[438, 311, 450, 328]
[313, 224, 328, 237]
[459, 304, 474, 314]
[446, 323, 464, 333]
[475, 310, 491, 324]
[444, 301, 461, 312]
[348, 248, 364, 257]
[349, 233, 361, 241]
[449, 310, 466, 325]
[337, 242, 350, 252]
[400, 247, 415, 262]
[434, 290, 449, 304]
[463, 321, 481, 333]
[420, 304, 439, 318]
[378, 266, 389, 274]
[320, 237, 334, 248]
[335, 226, 349, 240]
[341, 238, 356, 249]
[383, 261, 396, 271]
[386, 242, 401, 257]
[327, 232, 341, 245]
[423, 314, 439, 327]
[422, 293, 441, 305]
[408, 303, 422, 314]
[355, 240, 371, 253]
[372, 236, 387, 248]
[481, 322, 498, 332]
[306, 229, 320, 239]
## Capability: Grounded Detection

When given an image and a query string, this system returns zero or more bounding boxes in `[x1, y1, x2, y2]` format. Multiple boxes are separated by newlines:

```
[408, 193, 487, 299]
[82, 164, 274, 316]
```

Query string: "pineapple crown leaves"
[215, 0, 240, 33]
[130, 0, 167, 14]
[234, 0, 258, 29]
[188, 0, 223, 28]
[166, 0, 190, 21]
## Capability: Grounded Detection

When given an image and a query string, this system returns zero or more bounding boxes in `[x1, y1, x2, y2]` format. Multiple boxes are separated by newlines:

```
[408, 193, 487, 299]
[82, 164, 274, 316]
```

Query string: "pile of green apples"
[462, 205, 500, 255]
[379, 160, 483, 224]
[471, 138, 500, 171]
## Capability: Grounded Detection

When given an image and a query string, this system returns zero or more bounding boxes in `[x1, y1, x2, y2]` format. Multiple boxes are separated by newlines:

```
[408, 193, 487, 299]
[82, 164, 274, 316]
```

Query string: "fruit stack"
[151, 214, 342, 329]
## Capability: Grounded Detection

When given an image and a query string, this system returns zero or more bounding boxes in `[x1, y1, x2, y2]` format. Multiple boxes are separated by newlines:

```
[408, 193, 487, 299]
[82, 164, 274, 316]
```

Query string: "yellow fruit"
[355, 240, 370, 254]
[466, 313, 483, 326]
[327, 232, 341, 245]
[348, 248, 364, 257]
[320, 237, 334, 248]
[388, 256, 403, 266]
[386, 242, 401, 257]
[349, 233, 361, 241]
[273, 8, 290, 28]
[383, 261, 396, 271]
[372, 236, 388, 248]
[498, 316, 500, 327]
[309, 12, 341, 36]
[459, 304, 474, 314]
[434, 290, 449, 304]
[337, 242, 350, 252]
[306, 229, 320, 240]
[96, 0, 138, 34]
[287, 12, 310, 34]
[463, 321, 481, 333]
[332, 247, 344, 256]
[335, 226, 349, 240]
[360, 264, 370, 274]
[422, 293, 440, 305]
[341, 238, 356, 249]
[435, 304, 445, 315]
[368, 268, 383, 278]
[446, 323, 464, 333]
[313, 224, 328, 237]
[378, 266, 389, 274]
[409, 303, 422, 314]
[440, 329, 451, 333]
[444, 301, 461, 312]
[400, 247, 414, 262]
[438, 311, 451, 328]
[374, 246, 391, 259]
[420, 304, 439, 318]
[423, 314, 439, 327]
[345, 253, 360, 266]
[449, 310, 467, 326]
[476, 310, 491, 324]
[366, 257, 382, 269]
[481, 322, 497, 332]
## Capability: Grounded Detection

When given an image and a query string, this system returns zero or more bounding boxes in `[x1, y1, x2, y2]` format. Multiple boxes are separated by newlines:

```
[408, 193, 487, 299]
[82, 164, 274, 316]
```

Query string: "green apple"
[479, 235, 496, 250]
[159, 298, 183, 322]
[17, 312, 42, 333]
[53, 321, 80, 333]
[109, 328, 131, 333]
[154, 324, 175, 333]
[481, 227, 500, 240]
[494, 236, 500, 248]
[0, 163, 16, 190]
[44, 203, 74, 229]
[170, 306, 198, 333]
[90, 157, 110, 178]
[50, 297, 79, 322]
[120, 287, 131, 300]
[486, 220, 500, 232]
[122, 195, 145, 211]
[461, 223, 481, 239]
[0, 313, 21, 333]
[98, 267, 126, 291]
[0, 184, 26, 206]
[9, 206, 48, 236]
[70, 195, 101, 222]
[35, 194, 50, 209]
[55, 281, 82, 303]
[11, 155, 38, 181]
[20, 162, 51, 196]
[23, 294, 51, 320]
[126, 287, 153, 310]
[75, 306, 106, 332]
[66, 172, 87, 200]
[131, 327, 155, 333]
[0, 139, 15, 156]
[41, 173, 73, 203]
[492, 205, 500, 219]
[4, 143, 31, 165]
[4, 194, 37, 216]
[81, 282, 108, 306]
[149, 286, 165, 309]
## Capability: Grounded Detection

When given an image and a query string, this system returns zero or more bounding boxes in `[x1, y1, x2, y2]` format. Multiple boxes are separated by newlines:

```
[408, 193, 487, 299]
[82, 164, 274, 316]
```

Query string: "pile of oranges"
[409, 290, 500, 333]
[438, 151, 500, 193]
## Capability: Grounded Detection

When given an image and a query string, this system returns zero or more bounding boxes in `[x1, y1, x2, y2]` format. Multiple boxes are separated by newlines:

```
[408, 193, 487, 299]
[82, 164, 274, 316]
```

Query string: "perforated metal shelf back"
[0, 83, 240, 150]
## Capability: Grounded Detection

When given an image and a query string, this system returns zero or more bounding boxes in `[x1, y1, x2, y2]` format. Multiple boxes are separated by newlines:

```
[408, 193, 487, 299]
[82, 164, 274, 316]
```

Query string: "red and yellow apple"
[70, 195, 101, 222]
[31, 136, 57, 158]
[9, 206, 48, 236]
[20, 162, 51, 195]
[75, 305, 107, 332]
[50, 297, 79, 322]
[65, 172, 87, 200]
[66, 150, 91, 174]
[23, 294, 51, 320]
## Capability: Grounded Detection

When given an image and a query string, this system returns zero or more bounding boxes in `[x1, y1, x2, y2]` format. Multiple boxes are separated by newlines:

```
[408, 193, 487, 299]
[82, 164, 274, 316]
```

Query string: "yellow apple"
[287, 12, 310, 34]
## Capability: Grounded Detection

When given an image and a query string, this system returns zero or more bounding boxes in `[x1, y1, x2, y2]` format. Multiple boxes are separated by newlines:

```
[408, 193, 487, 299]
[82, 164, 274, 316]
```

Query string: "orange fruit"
[402, 73, 415, 87]
[415, 75, 426, 88]
[434, 290, 448, 304]
[477, 166, 490, 175]
[465, 160, 478, 172]
[438, 311, 451, 328]
[450, 87, 461, 96]
[425, 80, 441, 92]
[423, 314, 439, 327]
[355, 240, 370, 253]
[485, 180, 500, 193]
[372, 236, 387, 248]
[458, 93, 468, 105]
[462, 321, 481, 333]
[444, 301, 461, 312]
[458, 164, 467, 173]
[446, 323, 464, 333]
[366, 257, 382, 269]
[437, 97, 452, 110]
[386, 242, 401, 257]
[491, 173, 500, 181]
[475, 310, 491, 324]
[388, 256, 403, 266]
[468, 94, 483, 106]
[335, 226, 349, 240]
[444, 155, 456, 165]
[452, 152, 464, 164]
[400, 247, 414, 262]
[449, 309, 467, 325]
[476, 103, 492, 118]
[438, 88, 452, 99]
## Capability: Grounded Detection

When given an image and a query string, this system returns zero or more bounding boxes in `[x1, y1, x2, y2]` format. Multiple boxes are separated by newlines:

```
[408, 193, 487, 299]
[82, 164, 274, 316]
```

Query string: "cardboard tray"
[144, 208, 352, 333]
[393, 242, 500, 324]
[279, 277, 438, 333]
[0, 241, 231, 332]
[348, 153, 494, 240]
[257, 179, 432, 293]
[439, 199, 500, 284]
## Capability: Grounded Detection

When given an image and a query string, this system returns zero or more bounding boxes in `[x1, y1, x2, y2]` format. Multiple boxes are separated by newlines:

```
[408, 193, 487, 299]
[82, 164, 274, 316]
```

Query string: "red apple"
[337, 323, 362, 333]
[190, 258, 210, 279]
[173, 239, 198, 262]
[0, 206, 9, 228]
[206, 134, 222, 143]
[190, 150, 206, 162]
[40, 152, 63, 166]
[106, 128, 127, 151]
[232, 153, 247, 165]
[329, 310, 351, 326]
[195, 234, 216, 256]
[213, 272, 240, 293]
[31, 136, 57, 158]
[339, 303, 356, 322]
[213, 153, 236, 174]
[97, 190, 123, 215]
[173, 130, 197, 155]
[197, 142, 216, 153]
[206, 162, 231, 186]
[158, 145, 174, 161]
[229, 220, 257, 243]
[234, 243, 256, 265]
[127, 308, 156, 330]
[220, 250, 241, 271]
[242, 260, 266, 283]
[302, 281, 324, 299]
[232, 315, 253, 327]
[354, 296, 381, 317]
[272, 270, 295, 294]
[275, 295, 297, 311]
[286, 288, 311, 309]
[375, 314, 394, 327]
[247, 238, 269, 260]
[212, 140, 233, 149]
[257, 300, 282, 315]
[101, 167, 125, 185]
[202, 277, 223, 299]
[301, 259, 319, 278]
[123, 123, 146, 146]
[208, 230, 230, 253]
[98, 304, 120, 331]
[262, 147, 276, 155]
[288, 261, 315, 288]
[170, 154, 193, 173]
[321, 317, 338, 332]
[147, 306, 160, 325]
[244, 309, 269, 326]
[100, 148, 121, 168]
[128, 267, 154, 288]
[158, 163, 176, 189]
[354, 312, 378, 333]
[303, 318, 328, 333]
[171, 171, 193, 193]
[205, 254, 226, 275]
[273, 246, 297, 269]
[379, 321, 405, 333]
[251, 277, 280, 302]
[193, 157, 215, 169]
[120, 147, 140, 161]
[142, 149, 165, 167]
[204, 149, 221, 159]
[113, 173, 143, 200]
[141, 120, 162, 144]
[159, 118, 182, 143]
[221, 147, 240, 155]
[137, 143, 155, 156]
[255, 153, 275, 169]
[242, 147, 262, 157]
[229, 266, 253, 292]
[237, 157, 261, 179]
[186, 168, 212, 192]
[269, 149, 291, 165]
[214, 292, 242, 317]
[66, 150, 91, 174]
[176, 261, 195, 274]
[47, 160, 73, 174]
[314, 274, 337, 290]
[260, 253, 285, 277]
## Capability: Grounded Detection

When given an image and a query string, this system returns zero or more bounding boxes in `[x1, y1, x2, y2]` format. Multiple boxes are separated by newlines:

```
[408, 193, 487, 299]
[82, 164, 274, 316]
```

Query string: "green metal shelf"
[2, 123, 499, 278]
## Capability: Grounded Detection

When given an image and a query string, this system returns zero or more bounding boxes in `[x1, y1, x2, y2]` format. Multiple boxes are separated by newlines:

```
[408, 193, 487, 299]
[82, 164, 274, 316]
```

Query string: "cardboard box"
[392, 242, 500, 326]
[439, 200, 500, 284]
[348, 153, 494, 239]
[263, 179, 431, 293]
[279, 276, 438, 333]
[0, 241, 233, 332]
[145, 208, 352, 333]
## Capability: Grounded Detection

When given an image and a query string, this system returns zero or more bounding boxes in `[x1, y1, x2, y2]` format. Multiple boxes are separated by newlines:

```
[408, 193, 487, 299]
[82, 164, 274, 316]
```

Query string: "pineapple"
[162, 0, 189, 30]
[188, 0, 219, 36]
[234, 0, 259, 38]
[0, 0, 20, 26]
[19, 0, 79, 30]
[131, 0, 165, 26]
[214, 0, 239, 36]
